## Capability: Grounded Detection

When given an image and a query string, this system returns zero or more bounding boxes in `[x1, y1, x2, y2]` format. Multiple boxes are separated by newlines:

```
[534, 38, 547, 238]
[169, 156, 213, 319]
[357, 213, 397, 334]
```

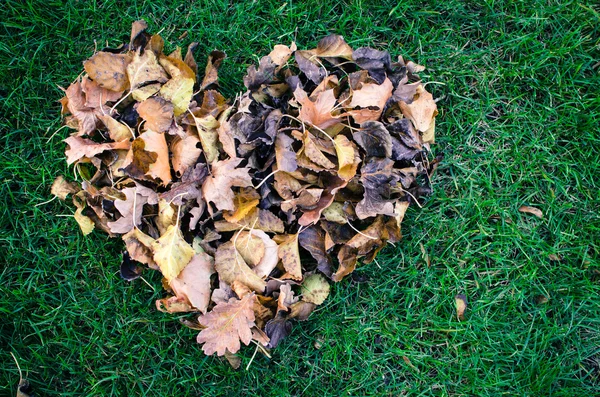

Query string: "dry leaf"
[152, 225, 196, 282]
[215, 241, 267, 293]
[202, 158, 253, 211]
[301, 273, 330, 305]
[136, 97, 174, 132]
[197, 293, 256, 356]
[84, 52, 132, 92]
[170, 251, 215, 313]
[277, 234, 303, 280]
[519, 205, 543, 219]
[51, 176, 79, 200]
[455, 294, 467, 321]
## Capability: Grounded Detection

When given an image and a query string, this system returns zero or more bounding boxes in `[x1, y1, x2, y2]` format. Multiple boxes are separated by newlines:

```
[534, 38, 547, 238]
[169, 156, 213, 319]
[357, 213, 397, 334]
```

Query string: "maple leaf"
[197, 293, 256, 356]
[202, 158, 253, 212]
[294, 87, 341, 130]
[64, 136, 130, 165]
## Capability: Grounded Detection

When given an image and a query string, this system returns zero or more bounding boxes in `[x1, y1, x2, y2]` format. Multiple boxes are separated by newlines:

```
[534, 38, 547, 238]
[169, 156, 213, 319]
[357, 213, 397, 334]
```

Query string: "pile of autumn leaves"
[52, 21, 439, 361]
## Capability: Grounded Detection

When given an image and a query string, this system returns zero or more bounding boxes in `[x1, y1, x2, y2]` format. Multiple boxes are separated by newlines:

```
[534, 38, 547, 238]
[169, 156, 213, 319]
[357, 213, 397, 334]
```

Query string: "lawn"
[1, 0, 599, 395]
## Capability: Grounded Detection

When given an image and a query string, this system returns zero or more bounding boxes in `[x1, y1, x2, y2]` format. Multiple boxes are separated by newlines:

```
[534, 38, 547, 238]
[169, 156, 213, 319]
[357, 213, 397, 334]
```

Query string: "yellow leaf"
[277, 234, 302, 280]
[74, 207, 94, 235]
[334, 134, 359, 180]
[160, 76, 194, 116]
[151, 224, 195, 282]
[301, 274, 330, 305]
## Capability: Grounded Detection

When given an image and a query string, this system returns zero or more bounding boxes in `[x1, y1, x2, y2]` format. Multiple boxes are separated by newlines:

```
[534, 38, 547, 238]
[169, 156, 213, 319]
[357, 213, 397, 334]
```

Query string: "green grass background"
[1, 0, 599, 395]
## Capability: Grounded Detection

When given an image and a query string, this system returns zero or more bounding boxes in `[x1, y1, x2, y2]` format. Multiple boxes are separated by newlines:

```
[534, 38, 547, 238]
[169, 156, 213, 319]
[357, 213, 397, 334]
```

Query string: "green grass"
[1, 0, 599, 395]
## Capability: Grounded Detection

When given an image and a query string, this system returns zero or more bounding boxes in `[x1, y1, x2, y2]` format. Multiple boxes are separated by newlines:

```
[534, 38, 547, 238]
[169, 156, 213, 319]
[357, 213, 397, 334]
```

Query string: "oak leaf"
[197, 293, 256, 356]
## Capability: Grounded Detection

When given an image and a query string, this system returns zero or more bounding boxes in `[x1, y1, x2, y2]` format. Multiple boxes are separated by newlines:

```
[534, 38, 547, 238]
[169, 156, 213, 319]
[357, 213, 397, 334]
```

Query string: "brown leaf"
[348, 78, 393, 124]
[51, 176, 80, 200]
[352, 121, 393, 158]
[519, 205, 543, 219]
[83, 52, 132, 92]
[277, 283, 299, 312]
[268, 43, 297, 66]
[294, 87, 341, 130]
[215, 241, 267, 293]
[64, 81, 98, 136]
[248, 230, 279, 278]
[121, 138, 158, 180]
[355, 157, 397, 219]
[332, 245, 358, 282]
[139, 129, 171, 185]
[202, 158, 253, 211]
[197, 293, 256, 356]
[81, 76, 123, 108]
[170, 133, 201, 176]
[289, 300, 317, 321]
[99, 114, 133, 142]
[122, 228, 157, 269]
[108, 186, 158, 234]
[156, 295, 194, 313]
[160, 163, 207, 206]
[455, 294, 467, 321]
[275, 133, 298, 172]
[298, 225, 333, 278]
[200, 50, 226, 90]
[315, 34, 353, 59]
[136, 97, 174, 132]
[277, 234, 303, 280]
[64, 136, 130, 165]
[399, 84, 438, 133]
[170, 252, 215, 314]
[303, 132, 336, 169]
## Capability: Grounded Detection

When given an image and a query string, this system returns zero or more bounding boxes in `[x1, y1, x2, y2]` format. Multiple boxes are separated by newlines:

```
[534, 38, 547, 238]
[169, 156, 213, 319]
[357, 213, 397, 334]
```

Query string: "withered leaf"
[170, 251, 215, 314]
[265, 313, 292, 348]
[355, 157, 397, 220]
[399, 84, 438, 134]
[127, 50, 169, 90]
[64, 136, 131, 165]
[455, 294, 467, 321]
[84, 52, 132, 92]
[277, 234, 303, 280]
[200, 50, 226, 90]
[152, 224, 196, 282]
[519, 205, 543, 219]
[51, 176, 80, 200]
[160, 76, 195, 116]
[301, 273, 330, 305]
[295, 87, 341, 130]
[315, 34, 353, 59]
[353, 121, 393, 158]
[298, 225, 333, 278]
[234, 231, 265, 266]
[202, 158, 253, 211]
[136, 97, 174, 132]
[197, 293, 256, 356]
[215, 241, 267, 293]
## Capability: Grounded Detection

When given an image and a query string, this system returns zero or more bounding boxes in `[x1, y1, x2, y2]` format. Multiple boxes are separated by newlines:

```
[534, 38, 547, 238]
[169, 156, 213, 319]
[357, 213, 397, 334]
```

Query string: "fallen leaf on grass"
[519, 205, 543, 219]
[455, 294, 467, 321]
